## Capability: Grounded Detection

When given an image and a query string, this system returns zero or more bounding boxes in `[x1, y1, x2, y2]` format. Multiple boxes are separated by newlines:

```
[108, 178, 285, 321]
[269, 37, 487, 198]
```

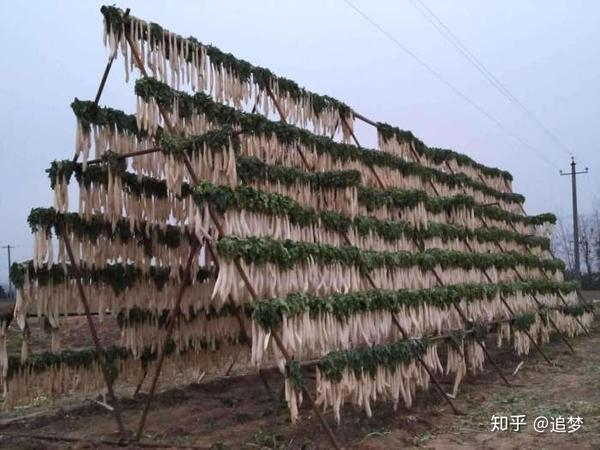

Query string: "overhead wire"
[408, 0, 575, 159]
[404, 0, 596, 216]
[342, 0, 562, 171]
[410, 1, 597, 212]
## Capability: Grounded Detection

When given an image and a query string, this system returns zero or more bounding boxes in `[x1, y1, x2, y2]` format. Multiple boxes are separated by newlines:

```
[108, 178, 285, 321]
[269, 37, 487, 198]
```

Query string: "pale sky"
[0, 1, 599, 286]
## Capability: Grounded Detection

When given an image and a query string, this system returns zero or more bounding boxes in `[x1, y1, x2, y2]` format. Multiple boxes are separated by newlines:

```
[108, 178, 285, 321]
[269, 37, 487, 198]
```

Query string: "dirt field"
[0, 317, 598, 450]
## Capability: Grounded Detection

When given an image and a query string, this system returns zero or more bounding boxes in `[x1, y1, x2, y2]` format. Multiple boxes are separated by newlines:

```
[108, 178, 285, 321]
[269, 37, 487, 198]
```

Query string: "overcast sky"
[0, 1, 599, 286]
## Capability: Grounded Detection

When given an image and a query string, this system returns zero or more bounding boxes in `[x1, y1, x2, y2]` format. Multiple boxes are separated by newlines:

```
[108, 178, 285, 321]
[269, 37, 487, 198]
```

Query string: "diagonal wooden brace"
[135, 239, 200, 441]
[390, 314, 463, 415]
[59, 221, 129, 441]
[125, 34, 342, 448]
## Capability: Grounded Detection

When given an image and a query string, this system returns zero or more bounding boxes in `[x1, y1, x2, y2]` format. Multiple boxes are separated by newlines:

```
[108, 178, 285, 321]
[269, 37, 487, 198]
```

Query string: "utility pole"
[560, 158, 589, 283]
[1, 245, 13, 298]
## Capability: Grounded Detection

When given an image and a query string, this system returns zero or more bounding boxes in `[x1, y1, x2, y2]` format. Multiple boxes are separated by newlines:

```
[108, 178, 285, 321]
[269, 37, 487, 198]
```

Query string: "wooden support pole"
[135, 239, 200, 441]
[475, 168, 595, 331]
[201, 238, 273, 397]
[421, 157, 557, 364]
[352, 114, 586, 343]
[325, 92, 587, 336]
[134, 27, 279, 414]
[390, 314, 462, 415]
[340, 113, 386, 190]
[480, 269, 555, 366]
[488, 262, 578, 352]
[72, 9, 129, 163]
[395, 146, 513, 385]
[270, 333, 344, 450]
[530, 294, 577, 354]
[262, 92, 419, 428]
[353, 111, 377, 127]
[429, 269, 512, 387]
[452, 169, 586, 345]
[559, 288, 594, 332]
[133, 370, 147, 398]
[224, 356, 238, 377]
[266, 85, 287, 122]
[508, 266, 577, 354]
[516, 229, 593, 335]
[330, 119, 340, 139]
[360, 270, 462, 414]
[403, 146, 555, 367]
[87, 147, 162, 165]
[251, 92, 261, 114]
[125, 35, 341, 448]
[339, 113, 360, 148]
[342, 121, 462, 414]
[59, 222, 128, 441]
[203, 223, 342, 449]
[126, 37, 209, 443]
[451, 302, 512, 387]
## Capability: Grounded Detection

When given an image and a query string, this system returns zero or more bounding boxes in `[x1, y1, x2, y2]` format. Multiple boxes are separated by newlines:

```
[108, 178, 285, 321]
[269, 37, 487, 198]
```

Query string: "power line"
[342, 0, 562, 171]
[408, 0, 574, 159]
[408, 0, 599, 211]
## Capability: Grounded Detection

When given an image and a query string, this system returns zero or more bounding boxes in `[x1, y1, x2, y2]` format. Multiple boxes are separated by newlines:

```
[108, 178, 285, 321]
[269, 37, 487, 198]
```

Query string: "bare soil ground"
[0, 318, 598, 450]
[4, 314, 121, 355]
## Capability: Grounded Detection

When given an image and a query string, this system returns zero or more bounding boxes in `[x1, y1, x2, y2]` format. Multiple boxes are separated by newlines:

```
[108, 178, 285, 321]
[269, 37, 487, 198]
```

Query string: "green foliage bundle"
[318, 337, 429, 383]
[132, 77, 522, 203]
[11, 261, 212, 295]
[252, 279, 578, 331]
[216, 236, 564, 273]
